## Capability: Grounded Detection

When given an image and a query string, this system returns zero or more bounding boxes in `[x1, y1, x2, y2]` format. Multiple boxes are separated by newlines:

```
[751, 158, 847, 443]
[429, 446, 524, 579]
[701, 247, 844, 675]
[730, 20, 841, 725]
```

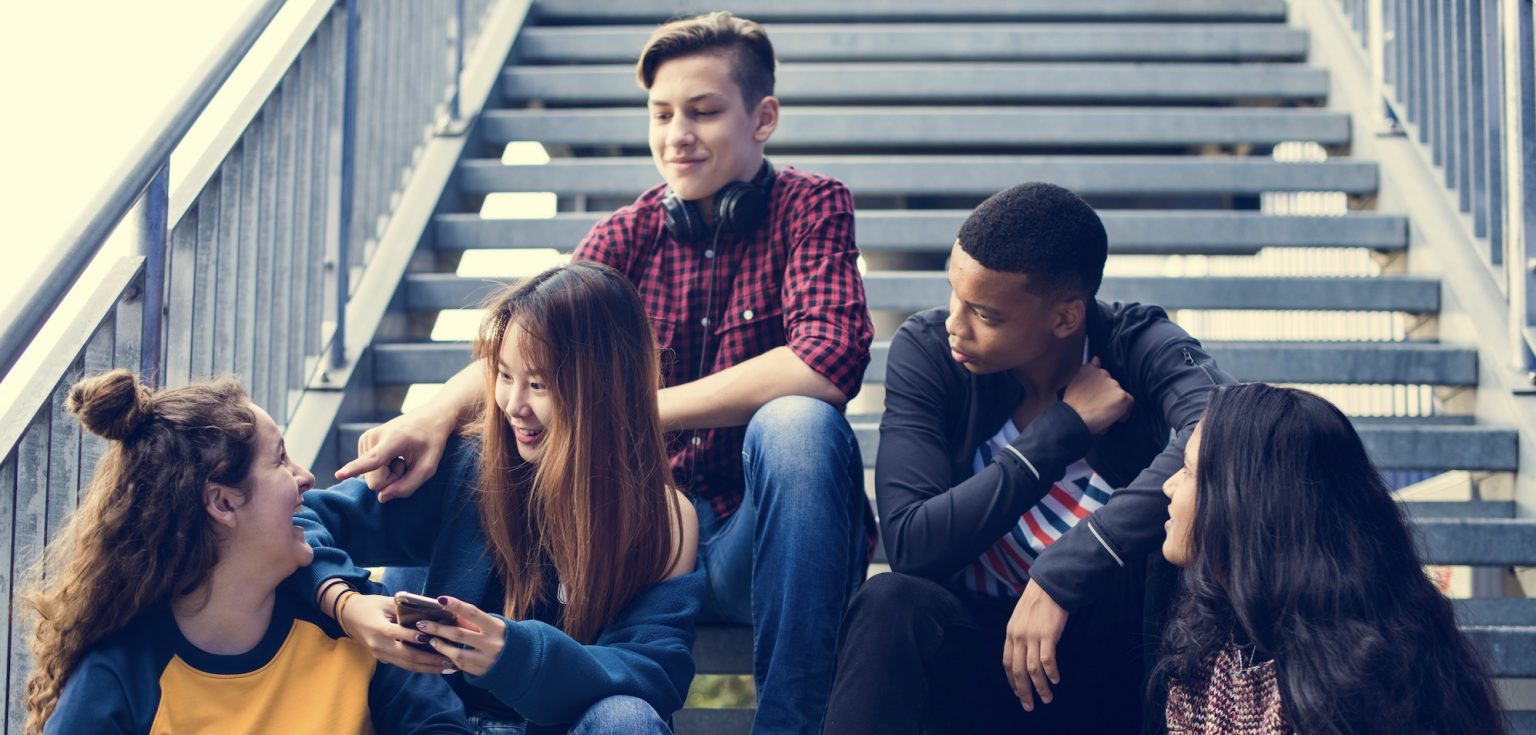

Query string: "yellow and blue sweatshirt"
[290, 438, 705, 732]
[44, 589, 472, 734]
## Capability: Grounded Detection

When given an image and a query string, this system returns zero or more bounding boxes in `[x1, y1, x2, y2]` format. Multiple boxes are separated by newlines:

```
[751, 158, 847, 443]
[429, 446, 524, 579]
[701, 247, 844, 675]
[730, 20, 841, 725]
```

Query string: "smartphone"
[394, 591, 457, 651]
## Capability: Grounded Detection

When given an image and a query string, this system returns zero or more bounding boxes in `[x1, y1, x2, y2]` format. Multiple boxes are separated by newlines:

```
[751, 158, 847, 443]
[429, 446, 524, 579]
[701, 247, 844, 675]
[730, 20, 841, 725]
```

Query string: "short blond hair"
[636, 11, 776, 108]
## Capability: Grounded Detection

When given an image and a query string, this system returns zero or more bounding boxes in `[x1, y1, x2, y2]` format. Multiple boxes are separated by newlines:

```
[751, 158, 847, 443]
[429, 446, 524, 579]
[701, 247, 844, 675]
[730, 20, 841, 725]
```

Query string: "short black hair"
[956, 182, 1108, 300]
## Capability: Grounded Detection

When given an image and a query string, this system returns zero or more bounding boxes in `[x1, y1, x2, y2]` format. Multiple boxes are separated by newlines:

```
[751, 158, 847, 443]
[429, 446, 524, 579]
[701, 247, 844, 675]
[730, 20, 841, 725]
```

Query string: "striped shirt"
[963, 422, 1116, 597]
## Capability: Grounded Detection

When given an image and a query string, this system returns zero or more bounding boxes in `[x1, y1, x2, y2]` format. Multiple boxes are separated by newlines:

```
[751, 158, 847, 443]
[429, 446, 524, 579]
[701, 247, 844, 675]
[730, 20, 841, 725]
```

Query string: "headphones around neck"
[661, 160, 776, 242]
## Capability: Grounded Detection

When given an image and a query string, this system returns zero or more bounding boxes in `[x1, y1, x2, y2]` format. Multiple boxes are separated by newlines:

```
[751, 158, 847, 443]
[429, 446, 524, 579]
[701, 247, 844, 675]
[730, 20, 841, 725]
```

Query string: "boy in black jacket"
[823, 183, 1233, 734]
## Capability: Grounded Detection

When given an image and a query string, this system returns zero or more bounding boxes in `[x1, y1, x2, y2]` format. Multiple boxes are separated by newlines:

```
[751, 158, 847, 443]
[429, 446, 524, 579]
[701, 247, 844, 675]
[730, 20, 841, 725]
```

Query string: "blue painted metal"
[138, 166, 169, 389]
[334, 0, 360, 371]
[452, 0, 466, 123]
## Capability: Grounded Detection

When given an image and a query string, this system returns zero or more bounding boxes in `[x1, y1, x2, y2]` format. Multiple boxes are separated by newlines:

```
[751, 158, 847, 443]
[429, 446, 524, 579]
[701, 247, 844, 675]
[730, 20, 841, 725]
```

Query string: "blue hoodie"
[290, 438, 704, 730]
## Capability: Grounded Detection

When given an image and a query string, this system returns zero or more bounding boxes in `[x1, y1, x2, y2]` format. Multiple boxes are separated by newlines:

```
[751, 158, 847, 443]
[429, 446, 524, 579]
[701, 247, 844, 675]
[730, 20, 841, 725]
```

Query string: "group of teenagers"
[24, 10, 1510, 735]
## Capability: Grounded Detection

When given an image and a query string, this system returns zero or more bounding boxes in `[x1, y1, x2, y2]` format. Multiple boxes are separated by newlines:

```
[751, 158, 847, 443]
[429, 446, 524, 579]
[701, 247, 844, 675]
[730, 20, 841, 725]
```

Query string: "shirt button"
[704, 249, 715, 258]
[743, 309, 755, 321]
[700, 317, 710, 327]
[692, 435, 703, 446]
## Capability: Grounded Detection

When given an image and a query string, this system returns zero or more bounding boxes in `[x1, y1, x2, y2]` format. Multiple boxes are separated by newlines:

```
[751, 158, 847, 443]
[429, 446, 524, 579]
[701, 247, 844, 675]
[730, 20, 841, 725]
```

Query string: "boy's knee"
[847, 572, 951, 627]
[571, 695, 667, 735]
[746, 395, 846, 441]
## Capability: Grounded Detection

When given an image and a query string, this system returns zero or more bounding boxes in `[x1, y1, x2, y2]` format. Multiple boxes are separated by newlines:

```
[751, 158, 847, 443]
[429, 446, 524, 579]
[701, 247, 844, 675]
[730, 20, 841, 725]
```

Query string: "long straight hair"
[1157, 383, 1503, 734]
[472, 262, 682, 644]
[23, 371, 257, 734]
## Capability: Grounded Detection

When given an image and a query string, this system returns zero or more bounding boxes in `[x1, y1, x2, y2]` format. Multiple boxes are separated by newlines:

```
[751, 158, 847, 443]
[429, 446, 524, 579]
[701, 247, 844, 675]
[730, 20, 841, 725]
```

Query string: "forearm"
[422, 363, 484, 431]
[660, 346, 846, 431]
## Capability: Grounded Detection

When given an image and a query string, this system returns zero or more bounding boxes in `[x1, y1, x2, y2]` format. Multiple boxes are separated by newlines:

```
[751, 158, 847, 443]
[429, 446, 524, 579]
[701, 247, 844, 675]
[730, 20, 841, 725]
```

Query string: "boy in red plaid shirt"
[336, 12, 874, 734]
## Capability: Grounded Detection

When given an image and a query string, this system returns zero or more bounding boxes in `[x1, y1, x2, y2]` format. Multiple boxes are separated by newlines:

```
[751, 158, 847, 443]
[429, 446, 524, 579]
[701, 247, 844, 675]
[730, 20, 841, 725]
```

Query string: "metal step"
[401, 273, 1439, 315]
[336, 418, 1511, 473]
[687, 598, 1536, 685]
[480, 107, 1350, 148]
[515, 24, 1308, 64]
[864, 273, 1438, 314]
[457, 156, 1378, 198]
[674, 707, 755, 735]
[433, 211, 1408, 255]
[503, 63, 1328, 105]
[528, 0, 1289, 24]
[374, 337, 1478, 388]
[849, 422, 1516, 472]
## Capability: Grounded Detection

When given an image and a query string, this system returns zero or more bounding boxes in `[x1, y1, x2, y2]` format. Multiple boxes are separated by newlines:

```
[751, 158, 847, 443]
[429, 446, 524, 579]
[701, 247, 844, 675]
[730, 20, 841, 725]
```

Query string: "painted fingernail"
[416, 620, 428, 629]
[442, 668, 458, 675]
[436, 596, 449, 605]
[416, 633, 431, 644]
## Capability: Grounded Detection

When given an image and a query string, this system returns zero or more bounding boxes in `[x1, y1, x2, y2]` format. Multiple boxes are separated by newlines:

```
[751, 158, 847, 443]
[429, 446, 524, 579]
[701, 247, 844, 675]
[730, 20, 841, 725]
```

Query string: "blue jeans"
[468, 695, 669, 735]
[694, 396, 870, 735]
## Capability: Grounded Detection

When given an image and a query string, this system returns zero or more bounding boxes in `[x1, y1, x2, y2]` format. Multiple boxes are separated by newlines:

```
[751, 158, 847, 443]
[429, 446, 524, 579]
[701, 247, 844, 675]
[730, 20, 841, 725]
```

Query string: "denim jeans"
[694, 396, 870, 735]
[467, 695, 669, 735]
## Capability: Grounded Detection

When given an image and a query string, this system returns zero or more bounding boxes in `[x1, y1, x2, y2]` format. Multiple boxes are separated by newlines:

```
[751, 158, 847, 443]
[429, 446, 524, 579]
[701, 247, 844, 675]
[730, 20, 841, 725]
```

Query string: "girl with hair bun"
[1159, 383, 1504, 735]
[24, 370, 471, 734]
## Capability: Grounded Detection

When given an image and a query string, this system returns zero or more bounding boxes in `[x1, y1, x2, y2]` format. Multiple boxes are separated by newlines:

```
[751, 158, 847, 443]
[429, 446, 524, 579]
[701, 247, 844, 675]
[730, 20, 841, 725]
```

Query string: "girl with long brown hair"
[24, 371, 470, 734]
[294, 262, 702, 734]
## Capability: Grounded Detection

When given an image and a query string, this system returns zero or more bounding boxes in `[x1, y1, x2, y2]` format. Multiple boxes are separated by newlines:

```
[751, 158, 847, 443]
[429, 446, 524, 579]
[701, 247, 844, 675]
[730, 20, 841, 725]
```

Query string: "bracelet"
[318, 578, 352, 613]
[335, 590, 359, 638]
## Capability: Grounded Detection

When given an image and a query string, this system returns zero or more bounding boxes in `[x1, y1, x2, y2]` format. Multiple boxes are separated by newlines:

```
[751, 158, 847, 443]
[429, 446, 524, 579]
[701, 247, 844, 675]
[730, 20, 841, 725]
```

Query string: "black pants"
[822, 568, 1147, 735]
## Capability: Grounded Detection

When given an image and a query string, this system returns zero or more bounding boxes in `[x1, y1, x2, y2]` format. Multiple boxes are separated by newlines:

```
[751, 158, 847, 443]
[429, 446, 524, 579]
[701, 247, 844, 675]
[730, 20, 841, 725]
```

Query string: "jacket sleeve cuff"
[464, 615, 547, 705]
[1004, 401, 1092, 483]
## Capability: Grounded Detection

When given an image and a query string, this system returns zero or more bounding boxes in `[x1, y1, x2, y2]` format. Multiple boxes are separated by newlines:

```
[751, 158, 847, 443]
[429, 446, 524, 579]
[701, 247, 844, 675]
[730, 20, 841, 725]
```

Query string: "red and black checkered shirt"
[574, 166, 874, 524]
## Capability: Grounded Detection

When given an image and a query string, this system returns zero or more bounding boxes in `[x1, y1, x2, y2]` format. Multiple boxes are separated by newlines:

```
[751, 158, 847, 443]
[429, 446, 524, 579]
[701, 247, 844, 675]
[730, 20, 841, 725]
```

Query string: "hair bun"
[67, 370, 152, 441]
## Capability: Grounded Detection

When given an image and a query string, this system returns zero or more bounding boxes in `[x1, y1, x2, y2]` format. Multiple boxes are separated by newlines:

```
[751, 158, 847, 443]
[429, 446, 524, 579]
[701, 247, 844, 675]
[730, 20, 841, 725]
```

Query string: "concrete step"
[337, 417, 1510, 473]
[528, 0, 1289, 24]
[480, 107, 1350, 148]
[851, 421, 1517, 472]
[502, 63, 1328, 105]
[375, 337, 1478, 388]
[434, 211, 1408, 256]
[401, 273, 1438, 315]
[457, 156, 1378, 198]
[516, 24, 1308, 64]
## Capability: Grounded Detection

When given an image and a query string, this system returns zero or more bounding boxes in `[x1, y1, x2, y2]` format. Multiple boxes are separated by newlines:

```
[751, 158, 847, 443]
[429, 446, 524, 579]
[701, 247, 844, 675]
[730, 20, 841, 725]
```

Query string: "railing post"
[136, 165, 169, 388]
[1505, 0, 1534, 375]
[452, 0, 465, 124]
[333, 0, 360, 372]
[1366, 0, 1401, 133]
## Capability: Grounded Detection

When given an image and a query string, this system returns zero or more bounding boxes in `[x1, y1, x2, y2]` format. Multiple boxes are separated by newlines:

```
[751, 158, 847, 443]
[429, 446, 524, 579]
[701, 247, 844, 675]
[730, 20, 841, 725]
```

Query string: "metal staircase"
[327, 1, 1536, 731]
[3, 0, 1533, 732]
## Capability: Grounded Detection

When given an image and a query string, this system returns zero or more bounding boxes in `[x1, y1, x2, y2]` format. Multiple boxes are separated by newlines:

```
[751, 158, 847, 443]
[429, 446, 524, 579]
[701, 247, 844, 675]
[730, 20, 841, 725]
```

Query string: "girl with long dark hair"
[295, 262, 702, 734]
[1158, 383, 1504, 734]
[25, 371, 470, 734]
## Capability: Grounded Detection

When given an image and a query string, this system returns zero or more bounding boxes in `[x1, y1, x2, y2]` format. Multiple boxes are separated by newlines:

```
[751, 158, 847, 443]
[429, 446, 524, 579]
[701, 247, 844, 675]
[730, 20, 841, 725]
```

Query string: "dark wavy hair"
[1156, 383, 1504, 735]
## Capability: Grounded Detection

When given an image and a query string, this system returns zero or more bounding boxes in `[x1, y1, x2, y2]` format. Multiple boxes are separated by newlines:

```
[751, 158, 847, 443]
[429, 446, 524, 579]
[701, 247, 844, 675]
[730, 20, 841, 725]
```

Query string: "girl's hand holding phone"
[340, 593, 459, 674]
[414, 596, 507, 677]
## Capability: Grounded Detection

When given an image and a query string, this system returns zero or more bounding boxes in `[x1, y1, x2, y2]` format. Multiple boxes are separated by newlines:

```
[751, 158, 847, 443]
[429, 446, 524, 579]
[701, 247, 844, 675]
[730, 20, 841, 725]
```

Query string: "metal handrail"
[0, 0, 286, 382]
[1337, 0, 1534, 372]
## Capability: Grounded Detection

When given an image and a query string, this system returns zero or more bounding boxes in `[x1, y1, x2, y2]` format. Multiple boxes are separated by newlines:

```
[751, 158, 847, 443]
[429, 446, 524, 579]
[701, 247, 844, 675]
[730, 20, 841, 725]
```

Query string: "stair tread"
[516, 24, 1307, 63]
[457, 156, 1378, 197]
[480, 106, 1350, 147]
[434, 211, 1408, 254]
[531, 0, 1289, 24]
[503, 63, 1328, 104]
[336, 419, 1513, 473]
[400, 273, 1440, 315]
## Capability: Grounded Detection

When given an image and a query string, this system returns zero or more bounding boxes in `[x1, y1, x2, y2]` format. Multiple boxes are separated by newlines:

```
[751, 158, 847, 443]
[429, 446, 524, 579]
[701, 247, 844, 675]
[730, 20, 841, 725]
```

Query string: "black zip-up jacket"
[876, 301, 1234, 612]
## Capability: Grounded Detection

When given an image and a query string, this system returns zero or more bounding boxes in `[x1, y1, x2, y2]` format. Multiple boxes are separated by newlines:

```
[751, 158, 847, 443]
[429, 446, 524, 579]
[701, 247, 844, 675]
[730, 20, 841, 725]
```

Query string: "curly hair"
[22, 370, 256, 734]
